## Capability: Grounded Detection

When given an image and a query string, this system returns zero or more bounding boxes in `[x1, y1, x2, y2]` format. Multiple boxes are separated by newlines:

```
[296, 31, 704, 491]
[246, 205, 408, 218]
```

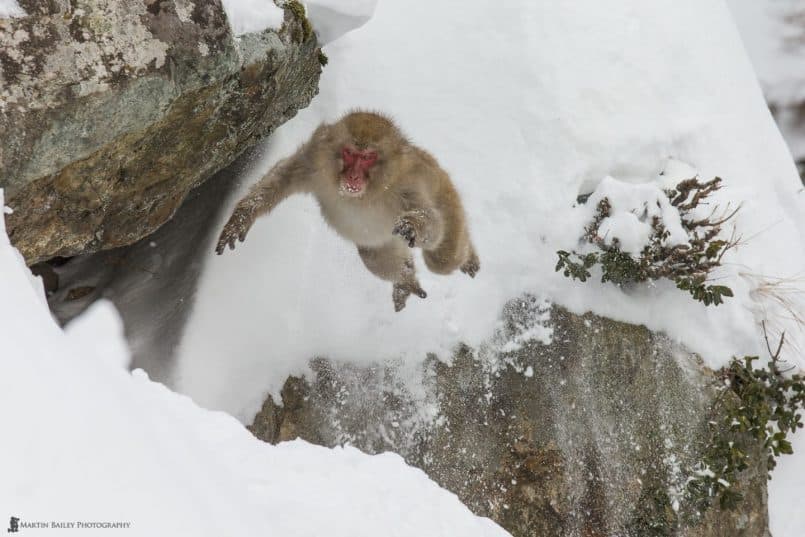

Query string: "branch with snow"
[556, 174, 740, 306]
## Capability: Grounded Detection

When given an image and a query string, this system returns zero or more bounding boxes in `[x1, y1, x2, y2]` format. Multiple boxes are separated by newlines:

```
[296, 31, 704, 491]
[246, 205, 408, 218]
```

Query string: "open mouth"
[340, 177, 367, 196]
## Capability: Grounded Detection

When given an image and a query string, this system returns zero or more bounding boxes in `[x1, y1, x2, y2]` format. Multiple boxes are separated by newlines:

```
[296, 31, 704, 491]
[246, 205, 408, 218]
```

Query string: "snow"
[0, 0, 24, 18]
[1, 2, 803, 533]
[220, 0, 284, 36]
[0, 189, 508, 536]
[769, 430, 805, 537]
[726, 2, 805, 535]
[306, 0, 378, 44]
[177, 0, 805, 422]
[579, 172, 690, 255]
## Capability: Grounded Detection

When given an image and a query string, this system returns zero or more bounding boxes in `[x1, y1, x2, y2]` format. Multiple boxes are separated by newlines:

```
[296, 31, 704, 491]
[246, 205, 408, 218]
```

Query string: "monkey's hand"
[215, 204, 255, 254]
[392, 214, 424, 248]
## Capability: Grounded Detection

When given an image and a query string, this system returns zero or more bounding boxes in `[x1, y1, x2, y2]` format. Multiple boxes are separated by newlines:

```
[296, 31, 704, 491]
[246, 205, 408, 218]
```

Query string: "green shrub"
[689, 335, 805, 511]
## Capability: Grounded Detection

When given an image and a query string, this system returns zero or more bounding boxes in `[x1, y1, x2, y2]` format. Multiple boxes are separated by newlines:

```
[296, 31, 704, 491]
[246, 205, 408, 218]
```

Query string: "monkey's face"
[339, 146, 378, 198]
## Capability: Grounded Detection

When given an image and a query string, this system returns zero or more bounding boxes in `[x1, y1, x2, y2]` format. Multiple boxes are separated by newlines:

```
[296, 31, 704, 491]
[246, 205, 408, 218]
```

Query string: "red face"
[340, 146, 378, 197]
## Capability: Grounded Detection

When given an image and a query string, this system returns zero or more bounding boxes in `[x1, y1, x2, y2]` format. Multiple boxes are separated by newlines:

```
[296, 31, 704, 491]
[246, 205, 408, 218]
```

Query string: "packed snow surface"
[0, 0, 24, 18]
[177, 0, 805, 423]
[220, 0, 284, 36]
[0, 190, 507, 536]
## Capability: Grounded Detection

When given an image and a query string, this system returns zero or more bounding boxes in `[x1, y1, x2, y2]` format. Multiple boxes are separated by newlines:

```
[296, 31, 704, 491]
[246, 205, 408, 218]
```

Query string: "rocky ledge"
[250, 301, 770, 537]
[0, 0, 322, 264]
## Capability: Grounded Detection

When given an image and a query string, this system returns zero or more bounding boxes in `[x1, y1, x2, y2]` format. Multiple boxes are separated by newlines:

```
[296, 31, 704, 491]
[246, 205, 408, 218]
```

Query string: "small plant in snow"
[556, 176, 740, 306]
[689, 328, 805, 512]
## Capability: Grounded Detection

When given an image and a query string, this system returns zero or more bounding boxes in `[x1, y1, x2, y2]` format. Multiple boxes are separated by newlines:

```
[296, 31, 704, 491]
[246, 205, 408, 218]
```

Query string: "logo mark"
[7, 517, 19, 533]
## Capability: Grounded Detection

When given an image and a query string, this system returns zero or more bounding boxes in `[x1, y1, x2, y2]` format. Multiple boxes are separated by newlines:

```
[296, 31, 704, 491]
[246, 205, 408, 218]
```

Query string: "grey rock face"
[1, 0, 321, 264]
[250, 301, 770, 537]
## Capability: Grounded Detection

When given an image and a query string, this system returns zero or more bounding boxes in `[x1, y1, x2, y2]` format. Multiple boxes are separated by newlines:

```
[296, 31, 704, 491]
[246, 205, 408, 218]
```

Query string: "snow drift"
[0, 188, 507, 536]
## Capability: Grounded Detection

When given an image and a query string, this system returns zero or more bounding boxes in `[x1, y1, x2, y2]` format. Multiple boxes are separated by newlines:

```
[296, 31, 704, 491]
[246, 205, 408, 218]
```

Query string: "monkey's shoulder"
[405, 145, 443, 170]
[396, 145, 445, 177]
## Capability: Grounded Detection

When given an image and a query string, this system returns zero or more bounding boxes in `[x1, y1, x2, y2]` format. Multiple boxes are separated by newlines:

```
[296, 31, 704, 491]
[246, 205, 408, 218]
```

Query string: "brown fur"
[216, 111, 479, 311]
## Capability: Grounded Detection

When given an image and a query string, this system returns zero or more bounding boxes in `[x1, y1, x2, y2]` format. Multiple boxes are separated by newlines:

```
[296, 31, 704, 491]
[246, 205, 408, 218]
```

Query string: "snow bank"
[0, 191, 507, 536]
[306, 0, 378, 44]
[178, 0, 805, 422]
[0, 0, 25, 18]
[220, 0, 284, 36]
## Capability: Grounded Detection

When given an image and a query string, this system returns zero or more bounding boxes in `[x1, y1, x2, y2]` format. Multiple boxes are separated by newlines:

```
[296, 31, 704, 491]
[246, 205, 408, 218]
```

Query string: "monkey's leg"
[357, 243, 427, 312]
[421, 213, 473, 276]
[460, 245, 480, 278]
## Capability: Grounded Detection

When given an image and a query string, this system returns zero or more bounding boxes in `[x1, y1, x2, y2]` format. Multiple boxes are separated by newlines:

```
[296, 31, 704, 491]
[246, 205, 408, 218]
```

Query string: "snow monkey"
[216, 111, 480, 311]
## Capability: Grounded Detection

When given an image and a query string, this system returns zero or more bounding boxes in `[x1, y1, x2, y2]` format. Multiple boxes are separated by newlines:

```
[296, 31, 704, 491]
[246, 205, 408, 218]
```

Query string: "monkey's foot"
[392, 217, 418, 248]
[215, 206, 254, 254]
[392, 281, 427, 312]
[460, 253, 480, 278]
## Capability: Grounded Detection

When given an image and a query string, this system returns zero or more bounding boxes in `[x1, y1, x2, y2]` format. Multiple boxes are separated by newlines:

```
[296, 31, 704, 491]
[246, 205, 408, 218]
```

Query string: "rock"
[0, 0, 322, 264]
[250, 299, 770, 537]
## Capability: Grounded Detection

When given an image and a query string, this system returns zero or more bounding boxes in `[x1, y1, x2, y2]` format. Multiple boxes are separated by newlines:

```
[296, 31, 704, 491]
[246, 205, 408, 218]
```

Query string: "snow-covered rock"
[249, 304, 772, 537]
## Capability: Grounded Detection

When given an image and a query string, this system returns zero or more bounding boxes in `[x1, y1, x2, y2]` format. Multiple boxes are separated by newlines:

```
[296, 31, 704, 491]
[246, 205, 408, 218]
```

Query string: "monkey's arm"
[215, 157, 308, 254]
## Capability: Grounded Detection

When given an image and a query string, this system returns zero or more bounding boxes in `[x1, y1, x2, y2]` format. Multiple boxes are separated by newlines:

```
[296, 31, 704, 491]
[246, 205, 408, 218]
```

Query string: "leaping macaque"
[216, 111, 480, 311]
